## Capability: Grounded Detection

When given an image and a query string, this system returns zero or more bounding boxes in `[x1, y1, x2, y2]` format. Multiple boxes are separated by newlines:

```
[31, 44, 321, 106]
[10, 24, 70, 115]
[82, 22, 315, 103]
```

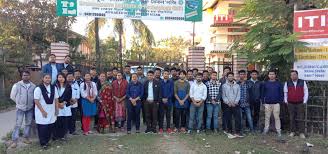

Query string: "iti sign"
[294, 9, 328, 81]
[56, 0, 77, 16]
[56, 0, 202, 22]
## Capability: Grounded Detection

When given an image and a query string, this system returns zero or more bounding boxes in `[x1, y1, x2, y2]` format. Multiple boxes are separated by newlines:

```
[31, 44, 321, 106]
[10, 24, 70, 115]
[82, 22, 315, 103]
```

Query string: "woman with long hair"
[53, 73, 72, 141]
[97, 73, 115, 133]
[80, 73, 98, 135]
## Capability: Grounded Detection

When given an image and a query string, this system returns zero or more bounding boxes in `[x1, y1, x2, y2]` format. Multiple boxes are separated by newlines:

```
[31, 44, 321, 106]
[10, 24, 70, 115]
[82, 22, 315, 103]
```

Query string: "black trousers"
[37, 124, 54, 146]
[174, 108, 187, 129]
[221, 102, 228, 130]
[53, 116, 69, 139]
[78, 99, 83, 129]
[144, 101, 159, 130]
[159, 104, 172, 129]
[250, 101, 261, 129]
[226, 105, 241, 134]
[69, 108, 78, 134]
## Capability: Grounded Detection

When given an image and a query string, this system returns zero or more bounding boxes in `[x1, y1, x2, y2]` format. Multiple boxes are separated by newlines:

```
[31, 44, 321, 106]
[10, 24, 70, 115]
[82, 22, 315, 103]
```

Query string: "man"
[136, 66, 147, 84]
[61, 68, 68, 76]
[284, 70, 308, 139]
[123, 65, 132, 83]
[73, 69, 83, 128]
[112, 72, 128, 130]
[222, 72, 242, 138]
[159, 69, 174, 134]
[174, 70, 190, 133]
[206, 71, 221, 133]
[90, 67, 99, 85]
[188, 73, 207, 134]
[202, 70, 210, 84]
[142, 71, 162, 133]
[248, 70, 262, 130]
[261, 70, 283, 137]
[61, 55, 74, 74]
[187, 70, 194, 84]
[170, 67, 179, 81]
[219, 66, 231, 84]
[192, 68, 198, 78]
[112, 67, 119, 78]
[207, 67, 214, 75]
[9, 71, 36, 148]
[67, 73, 80, 135]
[106, 69, 115, 84]
[154, 68, 162, 81]
[220, 66, 231, 131]
[42, 54, 63, 84]
[238, 70, 254, 133]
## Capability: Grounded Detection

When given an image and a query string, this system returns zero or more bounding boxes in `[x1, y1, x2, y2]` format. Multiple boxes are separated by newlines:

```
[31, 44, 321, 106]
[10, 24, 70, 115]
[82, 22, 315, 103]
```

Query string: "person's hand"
[58, 103, 64, 109]
[231, 104, 236, 107]
[71, 99, 77, 105]
[211, 100, 216, 104]
[41, 110, 48, 118]
[179, 100, 184, 106]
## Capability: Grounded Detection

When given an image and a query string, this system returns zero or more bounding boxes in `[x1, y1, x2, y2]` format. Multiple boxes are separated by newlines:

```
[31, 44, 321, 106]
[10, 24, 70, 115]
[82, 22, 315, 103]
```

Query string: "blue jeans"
[12, 109, 33, 142]
[206, 103, 221, 130]
[240, 106, 254, 132]
[188, 103, 204, 130]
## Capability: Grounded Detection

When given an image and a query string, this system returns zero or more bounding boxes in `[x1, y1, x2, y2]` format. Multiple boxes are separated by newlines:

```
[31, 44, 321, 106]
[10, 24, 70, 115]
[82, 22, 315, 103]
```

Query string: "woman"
[97, 73, 115, 133]
[80, 73, 98, 135]
[112, 72, 128, 131]
[34, 74, 59, 149]
[53, 73, 72, 140]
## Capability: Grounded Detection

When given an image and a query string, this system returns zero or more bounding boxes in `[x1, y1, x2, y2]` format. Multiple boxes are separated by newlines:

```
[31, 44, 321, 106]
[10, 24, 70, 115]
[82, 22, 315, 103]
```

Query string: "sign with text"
[56, 0, 202, 21]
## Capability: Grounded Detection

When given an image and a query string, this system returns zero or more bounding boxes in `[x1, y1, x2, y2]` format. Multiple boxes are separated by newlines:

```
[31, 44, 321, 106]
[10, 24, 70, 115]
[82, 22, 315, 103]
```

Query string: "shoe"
[159, 129, 164, 134]
[262, 129, 269, 135]
[277, 131, 282, 137]
[42, 145, 48, 150]
[187, 130, 192, 134]
[289, 132, 295, 137]
[300, 133, 306, 139]
[83, 132, 88, 136]
[23, 138, 32, 144]
[88, 131, 94, 134]
[145, 128, 152, 134]
[127, 131, 131, 134]
[235, 134, 244, 138]
[223, 131, 228, 135]
[9, 142, 17, 149]
[180, 127, 186, 133]
[167, 128, 172, 134]
[71, 132, 79, 135]
[136, 130, 140, 133]
[173, 128, 178, 133]
[152, 129, 157, 134]
[214, 129, 218, 133]
[196, 130, 200, 134]
[227, 133, 236, 139]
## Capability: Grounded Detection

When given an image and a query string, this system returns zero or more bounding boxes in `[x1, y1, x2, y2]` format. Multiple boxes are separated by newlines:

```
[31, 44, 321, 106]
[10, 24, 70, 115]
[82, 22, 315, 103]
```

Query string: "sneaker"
[289, 132, 295, 137]
[127, 131, 131, 134]
[9, 142, 17, 149]
[88, 131, 94, 134]
[214, 129, 218, 133]
[262, 129, 269, 135]
[196, 130, 200, 134]
[23, 138, 32, 144]
[223, 131, 228, 135]
[300, 133, 306, 139]
[83, 132, 88, 136]
[136, 130, 140, 133]
[180, 127, 186, 133]
[152, 129, 157, 134]
[167, 128, 172, 134]
[42, 145, 48, 150]
[71, 132, 79, 135]
[227, 133, 236, 139]
[159, 129, 164, 134]
[277, 131, 282, 137]
[187, 130, 192, 134]
[235, 134, 244, 138]
[145, 128, 152, 134]
[173, 128, 178, 133]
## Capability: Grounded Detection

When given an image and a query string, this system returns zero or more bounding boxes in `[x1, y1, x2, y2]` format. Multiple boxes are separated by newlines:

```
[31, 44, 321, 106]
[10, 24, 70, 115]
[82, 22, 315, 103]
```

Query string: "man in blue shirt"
[41, 54, 63, 84]
[159, 69, 174, 134]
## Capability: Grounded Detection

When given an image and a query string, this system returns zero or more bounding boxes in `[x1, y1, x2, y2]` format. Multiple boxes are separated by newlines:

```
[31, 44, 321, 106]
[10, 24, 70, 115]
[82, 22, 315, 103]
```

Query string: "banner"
[293, 9, 328, 81]
[57, 0, 202, 22]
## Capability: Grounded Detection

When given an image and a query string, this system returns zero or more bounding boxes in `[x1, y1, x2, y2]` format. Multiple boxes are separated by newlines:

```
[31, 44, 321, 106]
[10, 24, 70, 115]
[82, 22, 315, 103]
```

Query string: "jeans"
[12, 109, 33, 142]
[188, 103, 204, 130]
[240, 106, 254, 132]
[226, 105, 241, 134]
[206, 103, 220, 130]
[159, 104, 172, 129]
[127, 102, 141, 131]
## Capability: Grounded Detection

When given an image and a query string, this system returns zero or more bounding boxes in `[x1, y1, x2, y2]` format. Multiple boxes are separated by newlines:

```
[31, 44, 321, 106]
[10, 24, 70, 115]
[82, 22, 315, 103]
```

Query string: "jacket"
[42, 63, 63, 76]
[127, 81, 144, 100]
[222, 81, 240, 106]
[161, 79, 174, 105]
[61, 63, 74, 74]
[142, 79, 162, 102]
[248, 79, 262, 103]
[10, 81, 36, 111]
[261, 80, 283, 104]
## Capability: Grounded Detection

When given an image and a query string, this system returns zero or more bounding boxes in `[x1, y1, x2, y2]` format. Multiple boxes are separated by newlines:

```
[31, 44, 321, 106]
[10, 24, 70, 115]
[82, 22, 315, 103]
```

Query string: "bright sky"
[71, 17, 207, 48]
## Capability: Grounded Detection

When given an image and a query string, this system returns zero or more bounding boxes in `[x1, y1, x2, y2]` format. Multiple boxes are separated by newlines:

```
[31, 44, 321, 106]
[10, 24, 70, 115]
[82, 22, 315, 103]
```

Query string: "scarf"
[39, 84, 55, 104]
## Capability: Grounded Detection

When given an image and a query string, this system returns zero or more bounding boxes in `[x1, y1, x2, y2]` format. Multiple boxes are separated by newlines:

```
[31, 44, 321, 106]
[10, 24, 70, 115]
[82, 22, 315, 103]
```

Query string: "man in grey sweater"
[9, 70, 36, 148]
[222, 72, 242, 138]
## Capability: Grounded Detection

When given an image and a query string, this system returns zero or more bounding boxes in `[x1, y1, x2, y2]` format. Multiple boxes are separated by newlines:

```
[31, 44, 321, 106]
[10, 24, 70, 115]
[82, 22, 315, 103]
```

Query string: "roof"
[210, 50, 230, 53]
[203, 0, 219, 11]
[211, 23, 246, 27]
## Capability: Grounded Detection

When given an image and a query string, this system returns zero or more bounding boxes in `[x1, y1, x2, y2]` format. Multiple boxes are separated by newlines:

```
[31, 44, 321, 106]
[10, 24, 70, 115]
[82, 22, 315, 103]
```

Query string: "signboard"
[294, 9, 328, 81]
[57, 0, 202, 22]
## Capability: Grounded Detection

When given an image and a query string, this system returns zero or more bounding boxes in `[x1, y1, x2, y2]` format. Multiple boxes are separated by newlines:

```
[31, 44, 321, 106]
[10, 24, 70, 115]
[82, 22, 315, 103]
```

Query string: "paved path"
[0, 109, 16, 139]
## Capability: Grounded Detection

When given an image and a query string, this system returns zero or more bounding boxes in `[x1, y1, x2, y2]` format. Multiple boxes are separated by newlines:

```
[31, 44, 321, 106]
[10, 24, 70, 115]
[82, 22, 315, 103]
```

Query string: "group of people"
[9, 54, 309, 149]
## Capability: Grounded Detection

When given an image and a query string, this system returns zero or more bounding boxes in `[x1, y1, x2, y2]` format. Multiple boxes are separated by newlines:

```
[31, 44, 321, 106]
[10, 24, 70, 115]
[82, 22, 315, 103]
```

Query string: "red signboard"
[294, 9, 328, 39]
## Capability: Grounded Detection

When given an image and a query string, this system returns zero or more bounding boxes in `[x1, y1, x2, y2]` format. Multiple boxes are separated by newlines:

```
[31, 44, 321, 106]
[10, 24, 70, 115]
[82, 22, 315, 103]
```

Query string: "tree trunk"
[119, 31, 123, 70]
[95, 18, 100, 70]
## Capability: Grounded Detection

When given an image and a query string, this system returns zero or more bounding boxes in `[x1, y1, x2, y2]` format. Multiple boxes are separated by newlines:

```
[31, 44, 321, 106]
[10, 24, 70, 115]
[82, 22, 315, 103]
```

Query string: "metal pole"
[95, 18, 100, 70]
[192, 22, 195, 46]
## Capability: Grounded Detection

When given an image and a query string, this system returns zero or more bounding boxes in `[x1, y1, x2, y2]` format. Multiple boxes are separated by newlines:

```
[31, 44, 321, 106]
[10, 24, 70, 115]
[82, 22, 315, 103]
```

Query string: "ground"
[5, 131, 328, 154]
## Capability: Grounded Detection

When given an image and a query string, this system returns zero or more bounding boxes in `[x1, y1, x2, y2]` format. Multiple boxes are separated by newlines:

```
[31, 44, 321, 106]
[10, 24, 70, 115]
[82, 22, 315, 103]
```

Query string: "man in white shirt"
[34, 74, 59, 149]
[284, 70, 308, 139]
[188, 73, 207, 134]
[67, 73, 80, 135]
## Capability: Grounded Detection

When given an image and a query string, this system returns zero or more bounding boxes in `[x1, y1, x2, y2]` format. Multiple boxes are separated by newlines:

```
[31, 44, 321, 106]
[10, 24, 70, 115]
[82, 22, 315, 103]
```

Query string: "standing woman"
[80, 73, 98, 135]
[98, 73, 115, 133]
[34, 74, 59, 149]
[112, 72, 128, 131]
[53, 73, 72, 140]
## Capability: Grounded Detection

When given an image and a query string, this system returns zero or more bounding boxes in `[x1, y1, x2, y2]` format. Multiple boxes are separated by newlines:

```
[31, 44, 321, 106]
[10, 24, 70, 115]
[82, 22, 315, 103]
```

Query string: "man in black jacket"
[61, 55, 74, 74]
[143, 70, 162, 133]
[248, 70, 262, 130]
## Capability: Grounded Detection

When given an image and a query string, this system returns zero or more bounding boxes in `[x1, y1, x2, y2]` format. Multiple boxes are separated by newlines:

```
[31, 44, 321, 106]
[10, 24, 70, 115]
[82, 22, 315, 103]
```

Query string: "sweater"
[261, 80, 283, 104]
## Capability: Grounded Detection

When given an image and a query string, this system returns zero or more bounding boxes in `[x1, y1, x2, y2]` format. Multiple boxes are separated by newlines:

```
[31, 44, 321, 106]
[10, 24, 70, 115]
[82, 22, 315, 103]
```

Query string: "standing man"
[159, 69, 174, 134]
[261, 70, 283, 137]
[284, 70, 308, 139]
[9, 71, 36, 148]
[136, 66, 147, 84]
[106, 69, 115, 84]
[42, 54, 63, 84]
[170, 67, 179, 81]
[206, 71, 221, 133]
[112, 67, 119, 79]
[187, 70, 195, 84]
[143, 71, 162, 133]
[154, 68, 162, 81]
[112, 72, 128, 130]
[248, 70, 262, 130]
[173, 70, 190, 133]
[123, 65, 132, 83]
[219, 66, 231, 131]
[90, 67, 99, 85]
[188, 73, 207, 134]
[202, 70, 210, 84]
[61, 55, 74, 74]
[67, 73, 80, 135]
[192, 68, 198, 78]
[222, 72, 242, 137]
[238, 70, 254, 133]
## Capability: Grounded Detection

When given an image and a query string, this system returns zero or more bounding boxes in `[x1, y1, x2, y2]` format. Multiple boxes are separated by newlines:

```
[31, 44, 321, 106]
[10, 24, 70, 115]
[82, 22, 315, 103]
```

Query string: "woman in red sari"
[112, 72, 128, 131]
[97, 73, 115, 133]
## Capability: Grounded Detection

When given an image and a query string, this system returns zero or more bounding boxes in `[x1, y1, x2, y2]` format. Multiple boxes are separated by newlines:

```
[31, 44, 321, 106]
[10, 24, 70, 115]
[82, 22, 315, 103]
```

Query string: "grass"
[8, 132, 328, 154]
[0, 99, 15, 112]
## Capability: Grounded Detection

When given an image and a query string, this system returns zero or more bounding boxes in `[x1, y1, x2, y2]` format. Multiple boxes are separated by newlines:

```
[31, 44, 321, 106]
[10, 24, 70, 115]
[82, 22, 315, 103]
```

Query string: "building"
[202, 0, 249, 77]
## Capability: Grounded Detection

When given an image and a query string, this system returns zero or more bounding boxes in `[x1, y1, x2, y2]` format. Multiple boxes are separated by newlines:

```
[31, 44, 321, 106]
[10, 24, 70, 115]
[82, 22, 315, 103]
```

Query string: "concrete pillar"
[187, 47, 205, 71]
[232, 52, 247, 79]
